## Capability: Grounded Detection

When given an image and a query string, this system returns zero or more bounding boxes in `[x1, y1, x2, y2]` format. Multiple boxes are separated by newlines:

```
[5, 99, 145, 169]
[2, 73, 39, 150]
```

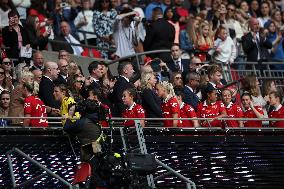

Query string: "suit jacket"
[110, 76, 134, 117]
[39, 76, 60, 109]
[242, 32, 272, 62]
[141, 88, 162, 118]
[54, 74, 68, 85]
[184, 86, 199, 111]
[144, 18, 175, 51]
[166, 58, 190, 73]
[2, 25, 30, 59]
[51, 35, 74, 54]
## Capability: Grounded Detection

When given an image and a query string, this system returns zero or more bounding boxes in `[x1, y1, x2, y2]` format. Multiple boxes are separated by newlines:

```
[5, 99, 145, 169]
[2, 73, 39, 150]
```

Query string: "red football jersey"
[269, 105, 284, 128]
[24, 96, 48, 127]
[243, 106, 264, 127]
[224, 102, 243, 127]
[180, 102, 197, 127]
[161, 97, 181, 127]
[100, 103, 111, 128]
[197, 101, 226, 127]
[122, 103, 145, 127]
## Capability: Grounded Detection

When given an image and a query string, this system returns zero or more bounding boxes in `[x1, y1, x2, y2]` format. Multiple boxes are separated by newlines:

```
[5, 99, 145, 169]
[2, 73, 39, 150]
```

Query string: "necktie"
[66, 36, 82, 56]
[255, 36, 264, 60]
[175, 60, 180, 71]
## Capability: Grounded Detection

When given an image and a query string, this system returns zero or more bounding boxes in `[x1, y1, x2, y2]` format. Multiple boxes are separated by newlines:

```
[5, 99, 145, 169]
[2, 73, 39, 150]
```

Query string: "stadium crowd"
[0, 0, 283, 127]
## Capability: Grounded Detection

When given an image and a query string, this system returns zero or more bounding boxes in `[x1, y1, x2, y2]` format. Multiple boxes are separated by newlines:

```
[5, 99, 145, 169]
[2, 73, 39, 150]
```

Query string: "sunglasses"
[3, 62, 11, 65]
[75, 80, 84, 83]
[175, 77, 182, 80]
[228, 8, 235, 11]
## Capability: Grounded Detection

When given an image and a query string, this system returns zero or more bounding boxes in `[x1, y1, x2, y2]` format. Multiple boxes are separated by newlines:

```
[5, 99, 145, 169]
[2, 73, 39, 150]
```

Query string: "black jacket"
[144, 18, 175, 51]
[54, 74, 68, 85]
[184, 86, 199, 111]
[51, 35, 74, 54]
[141, 88, 162, 118]
[242, 32, 272, 62]
[166, 58, 190, 73]
[110, 76, 134, 117]
[2, 25, 30, 59]
[25, 26, 48, 50]
[39, 76, 60, 109]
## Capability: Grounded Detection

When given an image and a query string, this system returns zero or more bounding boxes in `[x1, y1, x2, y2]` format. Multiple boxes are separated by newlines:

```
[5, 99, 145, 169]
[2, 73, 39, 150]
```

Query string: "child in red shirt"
[122, 88, 145, 127]
[241, 93, 264, 127]
[268, 91, 284, 127]
[175, 90, 198, 127]
[222, 89, 244, 127]
[156, 81, 181, 127]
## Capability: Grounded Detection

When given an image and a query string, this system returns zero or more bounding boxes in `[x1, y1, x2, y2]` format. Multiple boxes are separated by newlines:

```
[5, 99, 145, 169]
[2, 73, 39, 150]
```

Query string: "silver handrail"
[6, 148, 77, 189]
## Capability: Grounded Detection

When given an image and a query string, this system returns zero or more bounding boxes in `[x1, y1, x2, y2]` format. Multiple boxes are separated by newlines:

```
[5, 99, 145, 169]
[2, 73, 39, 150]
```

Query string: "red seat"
[72, 162, 92, 185]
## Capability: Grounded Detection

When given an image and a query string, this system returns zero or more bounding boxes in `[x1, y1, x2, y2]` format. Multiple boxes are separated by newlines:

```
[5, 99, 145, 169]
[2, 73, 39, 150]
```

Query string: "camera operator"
[64, 88, 111, 188]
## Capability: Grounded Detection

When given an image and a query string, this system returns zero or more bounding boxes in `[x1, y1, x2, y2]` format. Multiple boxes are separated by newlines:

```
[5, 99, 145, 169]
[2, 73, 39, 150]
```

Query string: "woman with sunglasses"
[170, 72, 184, 92]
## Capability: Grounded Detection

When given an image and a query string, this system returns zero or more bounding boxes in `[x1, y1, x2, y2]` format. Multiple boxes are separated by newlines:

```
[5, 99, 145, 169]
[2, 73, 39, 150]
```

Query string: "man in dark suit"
[39, 61, 60, 115]
[110, 61, 135, 117]
[242, 18, 272, 69]
[52, 21, 83, 56]
[166, 43, 190, 74]
[30, 51, 44, 71]
[87, 61, 104, 91]
[143, 7, 175, 62]
[54, 59, 69, 85]
[184, 72, 200, 111]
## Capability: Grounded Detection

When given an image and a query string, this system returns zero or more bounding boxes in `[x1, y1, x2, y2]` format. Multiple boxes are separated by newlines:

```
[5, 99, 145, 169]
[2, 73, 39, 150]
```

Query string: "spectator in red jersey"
[23, 81, 48, 127]
[222, 89, 244, 127]
[241, 92, 264, 127]
[269, 91, 284, 127]
[122, 88, 145, 127]
[175, 90, 198, 127]
[197, 84, 227, 127]
[156, 81, 181, 127]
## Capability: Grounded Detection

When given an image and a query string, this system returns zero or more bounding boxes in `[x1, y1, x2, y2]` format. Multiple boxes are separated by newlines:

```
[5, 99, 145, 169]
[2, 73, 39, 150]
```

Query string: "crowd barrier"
[1, 126, 284, 189]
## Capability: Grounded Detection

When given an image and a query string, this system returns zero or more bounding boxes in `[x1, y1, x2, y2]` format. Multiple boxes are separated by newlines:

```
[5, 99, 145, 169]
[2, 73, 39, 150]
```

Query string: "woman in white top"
[0, 0, 16, 28]
[257, 1, 271, 27]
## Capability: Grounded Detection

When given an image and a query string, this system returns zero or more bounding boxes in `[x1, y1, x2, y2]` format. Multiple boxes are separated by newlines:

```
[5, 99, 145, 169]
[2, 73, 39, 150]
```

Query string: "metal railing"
[6, 148, 77, 189]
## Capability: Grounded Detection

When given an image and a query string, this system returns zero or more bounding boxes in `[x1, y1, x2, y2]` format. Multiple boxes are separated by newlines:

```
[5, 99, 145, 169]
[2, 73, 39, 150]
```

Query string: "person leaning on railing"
[268, 91, 284, 128]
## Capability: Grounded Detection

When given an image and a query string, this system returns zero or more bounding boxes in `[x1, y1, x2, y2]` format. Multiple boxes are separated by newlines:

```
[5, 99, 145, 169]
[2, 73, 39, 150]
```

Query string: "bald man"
[241, 17, 272, 63]
[39, 62, 60, 112]
[52, 21, 83, 56]
[54, 59, 69, 85]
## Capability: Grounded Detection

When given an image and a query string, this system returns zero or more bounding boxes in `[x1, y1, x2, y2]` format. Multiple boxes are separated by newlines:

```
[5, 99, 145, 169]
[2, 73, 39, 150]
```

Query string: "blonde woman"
[195, 21, 214, 62]
[155, 81, 181, 127]
[141, 72, 162, 118]
[179, 17, 200, 54]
